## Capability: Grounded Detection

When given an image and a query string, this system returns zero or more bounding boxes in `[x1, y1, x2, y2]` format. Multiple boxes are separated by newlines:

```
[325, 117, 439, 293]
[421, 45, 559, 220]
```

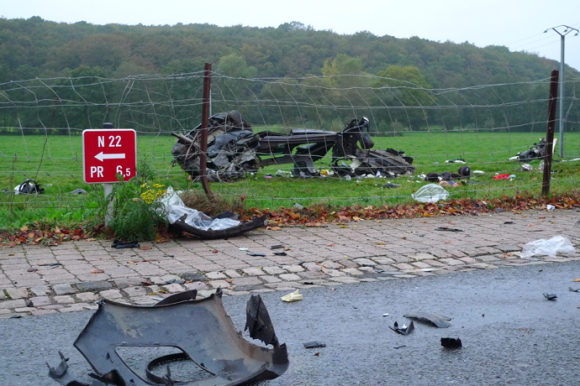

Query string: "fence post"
[542, 70, 559, 197]
[200, 63, 214, 199]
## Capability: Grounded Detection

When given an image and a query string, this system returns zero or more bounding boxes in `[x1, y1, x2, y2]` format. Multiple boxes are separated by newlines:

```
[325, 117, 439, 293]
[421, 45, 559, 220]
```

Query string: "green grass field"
[1, 131, 579, 230]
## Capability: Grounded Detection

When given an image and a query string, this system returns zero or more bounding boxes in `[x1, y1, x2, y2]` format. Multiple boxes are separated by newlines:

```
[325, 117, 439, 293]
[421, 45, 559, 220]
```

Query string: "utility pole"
[544, 25, 579, 158]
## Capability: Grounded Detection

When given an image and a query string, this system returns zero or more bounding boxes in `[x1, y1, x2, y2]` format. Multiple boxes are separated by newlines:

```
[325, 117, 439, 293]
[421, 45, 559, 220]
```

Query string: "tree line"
[0, 17, 578, 134]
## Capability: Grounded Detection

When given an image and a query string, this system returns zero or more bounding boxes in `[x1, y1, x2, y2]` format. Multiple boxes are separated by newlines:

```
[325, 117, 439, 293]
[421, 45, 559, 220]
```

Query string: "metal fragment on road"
[389, 320, 415, 335]
[47, 289, 288, 386]
[543, 293, 558, 300]
[404, 311, 452, 328]
[303, 341, 326, 349]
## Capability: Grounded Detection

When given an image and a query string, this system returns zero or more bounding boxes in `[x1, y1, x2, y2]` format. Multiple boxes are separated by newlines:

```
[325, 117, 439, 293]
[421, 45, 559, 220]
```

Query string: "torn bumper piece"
[172, 214, 268, 240]
[48, 289, 288, 386]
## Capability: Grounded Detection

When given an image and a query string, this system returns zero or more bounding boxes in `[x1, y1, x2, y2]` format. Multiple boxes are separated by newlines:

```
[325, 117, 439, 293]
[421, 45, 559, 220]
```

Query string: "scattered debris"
[441, 337, 462, 349]
[382, 313, 389, 317]
[111, 240, 140, 249]
[520, 236, 576, 258]
[383, 183, 400, 189]
[389, 321, 415, 335]
[171, 111, 415, 181]
[48, 289, 288, 386]
[393, 345, 407, 349]
[274, 251, 287, 256]
[404, 311, 452, 328]
[412, 184, 449, 203]
[543, 293, 558, 301]
[568, 287, 579, 293]
[247, 252, 266, 257]
[520, 164, 533, 172]
[239, 247, 249, 251]
[281, 289, 303, 303]
[504, 221, 515, 224]
[424, 166, 471, 183]
[70, 188, 87, 195]
[38, 262, 62, 267]
[14, 179, 45, 195]
[435, 227, 463, 232]
[303, 341, 326, 349]
[270, 245, 284, 250]
[546, 204, 555, 211]
[509, 138, 552, 162]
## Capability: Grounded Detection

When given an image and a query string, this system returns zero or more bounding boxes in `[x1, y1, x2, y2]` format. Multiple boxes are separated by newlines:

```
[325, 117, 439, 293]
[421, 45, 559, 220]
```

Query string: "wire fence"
[0, 71, 579, 223]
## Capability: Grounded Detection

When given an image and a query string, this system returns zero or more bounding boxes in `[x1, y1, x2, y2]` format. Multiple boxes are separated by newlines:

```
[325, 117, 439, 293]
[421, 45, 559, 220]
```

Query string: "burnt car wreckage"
[48, 289, 288, 386]
[171, 111, 415, 182]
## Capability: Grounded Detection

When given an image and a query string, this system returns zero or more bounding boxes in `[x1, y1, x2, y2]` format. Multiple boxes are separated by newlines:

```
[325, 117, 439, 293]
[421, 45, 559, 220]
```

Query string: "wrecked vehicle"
[171, 111, 415, 181]
[509, 138, 550, 162]
[48, 289, 288, 386]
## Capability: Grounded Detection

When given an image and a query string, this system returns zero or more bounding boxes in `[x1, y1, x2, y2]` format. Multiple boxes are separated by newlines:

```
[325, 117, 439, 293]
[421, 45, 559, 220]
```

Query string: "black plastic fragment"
[270, 245, 284, 250]
[569, 287, 580, 293]
[543, 293, 558, 300]
[441, 337, 462, 349]
[303, 341, 326, 349]
[389, 320, 415, 335]
[47, 290, 288, 386]
[274, 251, 287, 256]
[435, 227, 463, 232]
[111, 240, 140, 249]
[245, 294, 279, 346]
[504, 221, 515, 224]
[247, 252, 266, 257]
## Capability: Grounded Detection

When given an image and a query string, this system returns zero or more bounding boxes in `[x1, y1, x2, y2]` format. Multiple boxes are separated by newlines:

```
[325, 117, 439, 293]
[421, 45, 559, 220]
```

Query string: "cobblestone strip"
[0, 209, 579, 317]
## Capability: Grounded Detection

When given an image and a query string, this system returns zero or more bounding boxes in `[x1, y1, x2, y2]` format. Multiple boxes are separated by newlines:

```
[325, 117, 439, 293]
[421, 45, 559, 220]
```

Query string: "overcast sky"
[3, 0, 580, 72]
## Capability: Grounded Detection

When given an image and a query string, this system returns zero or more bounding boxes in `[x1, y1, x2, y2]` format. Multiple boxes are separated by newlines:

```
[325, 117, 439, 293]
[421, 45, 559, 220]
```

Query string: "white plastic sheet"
[160, 187, 240, 231]
[520, 236, 576, 259]
[412, 184, 449, 203]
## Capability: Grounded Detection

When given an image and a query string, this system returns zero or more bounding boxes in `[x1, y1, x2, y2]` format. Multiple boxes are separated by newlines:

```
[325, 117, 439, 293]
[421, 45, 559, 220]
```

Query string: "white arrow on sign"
[95, 152, 126, 162]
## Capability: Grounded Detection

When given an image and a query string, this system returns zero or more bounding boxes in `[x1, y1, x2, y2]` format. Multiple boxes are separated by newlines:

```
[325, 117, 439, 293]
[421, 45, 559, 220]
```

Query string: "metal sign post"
[82, 128, 137, 226]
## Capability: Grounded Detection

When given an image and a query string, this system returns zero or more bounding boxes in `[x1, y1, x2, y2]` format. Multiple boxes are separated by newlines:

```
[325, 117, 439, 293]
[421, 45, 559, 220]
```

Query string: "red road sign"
[82, 129, 137, 184]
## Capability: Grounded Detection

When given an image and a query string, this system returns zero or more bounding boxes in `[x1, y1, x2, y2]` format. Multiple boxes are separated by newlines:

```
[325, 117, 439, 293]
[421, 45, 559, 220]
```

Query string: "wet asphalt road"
[1, 261, 580, 386]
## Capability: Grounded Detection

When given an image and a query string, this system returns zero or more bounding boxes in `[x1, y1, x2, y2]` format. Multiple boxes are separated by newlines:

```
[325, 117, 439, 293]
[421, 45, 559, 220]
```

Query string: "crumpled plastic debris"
[520, 235, 576, 259]
[520, 163, 533, 171]
[160, 187, 240, 231]
[412, 184, 449, 203]
[281, 289, 303, 302]
[494, 174, 511, 180]
[546, 204, 555, 211]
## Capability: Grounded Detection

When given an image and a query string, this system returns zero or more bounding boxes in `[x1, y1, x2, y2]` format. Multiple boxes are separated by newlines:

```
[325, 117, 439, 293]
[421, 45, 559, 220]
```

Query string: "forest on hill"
[0, 17, 578, 134]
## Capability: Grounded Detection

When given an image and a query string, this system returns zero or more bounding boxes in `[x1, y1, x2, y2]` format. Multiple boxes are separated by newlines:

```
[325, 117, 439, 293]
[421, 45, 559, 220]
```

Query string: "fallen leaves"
[238, 194, 580, 226]
[574, 278, 580, 282]
[91, 269, 104, 274]
[1, 224, 92, 247]
[140, 246, 152, 250]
